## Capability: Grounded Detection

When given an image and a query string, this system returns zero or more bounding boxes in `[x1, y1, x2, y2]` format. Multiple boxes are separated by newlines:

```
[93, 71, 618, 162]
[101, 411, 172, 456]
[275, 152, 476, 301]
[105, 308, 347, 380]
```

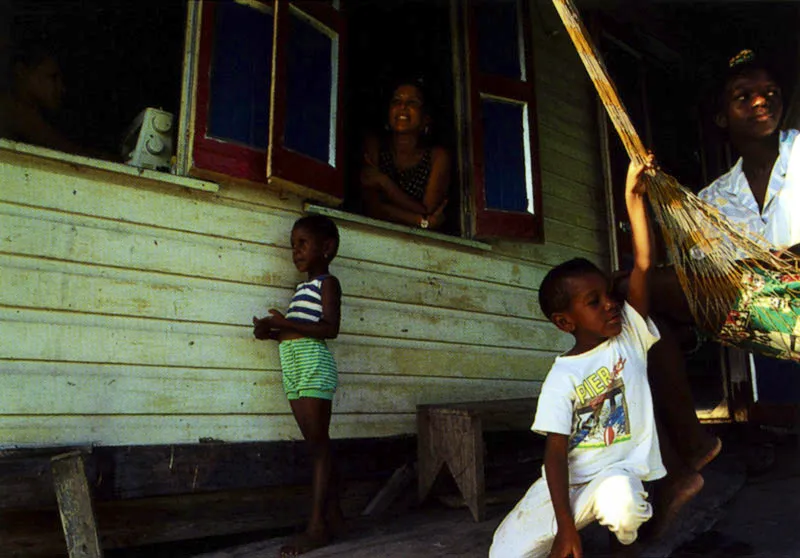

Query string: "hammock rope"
[552, 0, 800, 362]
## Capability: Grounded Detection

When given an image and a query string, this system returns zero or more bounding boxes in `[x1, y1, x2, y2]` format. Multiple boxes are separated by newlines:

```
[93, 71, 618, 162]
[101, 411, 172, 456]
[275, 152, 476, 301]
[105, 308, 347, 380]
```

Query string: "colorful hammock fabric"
[720, 268, 800, 361]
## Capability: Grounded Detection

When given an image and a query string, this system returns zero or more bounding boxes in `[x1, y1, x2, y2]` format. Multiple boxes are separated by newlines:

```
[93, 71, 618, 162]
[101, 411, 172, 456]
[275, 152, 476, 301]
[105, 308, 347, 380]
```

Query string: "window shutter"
[466, 0, 543, 240]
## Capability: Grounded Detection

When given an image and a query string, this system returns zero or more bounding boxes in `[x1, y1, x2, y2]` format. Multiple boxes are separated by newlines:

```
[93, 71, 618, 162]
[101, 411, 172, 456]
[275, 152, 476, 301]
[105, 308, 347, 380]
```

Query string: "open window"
[2, 1, 186, 160]
[5, 0, 545, 243]
[184, 0, 346, 205]
[464, 0, 543, 240]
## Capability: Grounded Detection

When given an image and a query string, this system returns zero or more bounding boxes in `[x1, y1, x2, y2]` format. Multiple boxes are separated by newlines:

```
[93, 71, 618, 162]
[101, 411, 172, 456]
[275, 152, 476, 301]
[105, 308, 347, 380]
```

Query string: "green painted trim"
[304, 204, 492, 252]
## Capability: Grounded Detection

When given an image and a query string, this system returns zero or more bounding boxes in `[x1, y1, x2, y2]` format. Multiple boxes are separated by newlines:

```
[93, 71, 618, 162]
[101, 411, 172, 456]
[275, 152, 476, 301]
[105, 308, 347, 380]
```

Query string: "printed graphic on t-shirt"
[569, 357, 630, 450]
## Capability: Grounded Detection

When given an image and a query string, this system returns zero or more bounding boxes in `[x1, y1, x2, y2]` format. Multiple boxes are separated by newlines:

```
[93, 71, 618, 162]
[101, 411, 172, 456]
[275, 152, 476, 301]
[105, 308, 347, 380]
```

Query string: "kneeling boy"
[490, 158, 669, 558]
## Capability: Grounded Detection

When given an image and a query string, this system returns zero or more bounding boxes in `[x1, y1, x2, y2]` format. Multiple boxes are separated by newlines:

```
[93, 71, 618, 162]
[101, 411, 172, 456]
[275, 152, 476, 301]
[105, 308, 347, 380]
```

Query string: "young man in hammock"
[699, 50, 800, 259]
[634, 50, 800, 491]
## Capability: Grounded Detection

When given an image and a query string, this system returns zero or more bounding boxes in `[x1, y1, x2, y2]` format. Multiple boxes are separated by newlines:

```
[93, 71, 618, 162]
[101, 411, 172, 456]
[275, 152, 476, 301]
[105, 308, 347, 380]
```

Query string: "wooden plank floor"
[193, 505, 506, 558]
[193, 451, 746, 558]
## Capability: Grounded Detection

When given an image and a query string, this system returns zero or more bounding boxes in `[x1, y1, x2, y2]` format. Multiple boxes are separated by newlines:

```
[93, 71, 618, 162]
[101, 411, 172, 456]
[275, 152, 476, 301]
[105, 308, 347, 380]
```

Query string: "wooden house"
[2, 0, 797, 554]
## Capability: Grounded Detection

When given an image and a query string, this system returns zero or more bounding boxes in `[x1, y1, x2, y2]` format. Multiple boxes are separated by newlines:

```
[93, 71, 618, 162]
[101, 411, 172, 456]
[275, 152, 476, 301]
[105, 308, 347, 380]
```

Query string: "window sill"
[305, 204, 492, 252]
[0, 139, 219, 193]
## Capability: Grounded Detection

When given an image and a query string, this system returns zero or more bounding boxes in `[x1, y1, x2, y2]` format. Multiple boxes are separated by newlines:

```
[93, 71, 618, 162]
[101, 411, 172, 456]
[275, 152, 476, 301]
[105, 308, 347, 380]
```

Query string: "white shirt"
[532, 303, 665, 485]
[698, 129, 800, 250]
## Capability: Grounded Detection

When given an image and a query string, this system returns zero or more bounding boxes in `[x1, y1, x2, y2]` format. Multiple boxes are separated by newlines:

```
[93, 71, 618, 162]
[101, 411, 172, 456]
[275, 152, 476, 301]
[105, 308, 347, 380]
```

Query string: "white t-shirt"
[698, 128, 800, 250]
[532, 303, 666, 485]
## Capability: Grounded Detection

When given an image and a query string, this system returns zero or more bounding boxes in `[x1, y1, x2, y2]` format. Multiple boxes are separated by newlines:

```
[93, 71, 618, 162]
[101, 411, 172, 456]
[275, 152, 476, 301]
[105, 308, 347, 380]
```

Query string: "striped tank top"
[286, 275, 328, 323]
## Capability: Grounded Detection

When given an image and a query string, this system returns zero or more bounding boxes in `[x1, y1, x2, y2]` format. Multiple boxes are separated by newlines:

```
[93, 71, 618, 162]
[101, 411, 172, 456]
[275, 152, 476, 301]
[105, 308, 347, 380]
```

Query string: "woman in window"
[359, 80, 451, 230]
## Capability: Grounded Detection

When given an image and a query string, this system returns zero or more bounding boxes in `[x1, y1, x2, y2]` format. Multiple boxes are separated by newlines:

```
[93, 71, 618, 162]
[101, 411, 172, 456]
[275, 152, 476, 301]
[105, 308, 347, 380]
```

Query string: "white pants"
[489, 469, 652, 558]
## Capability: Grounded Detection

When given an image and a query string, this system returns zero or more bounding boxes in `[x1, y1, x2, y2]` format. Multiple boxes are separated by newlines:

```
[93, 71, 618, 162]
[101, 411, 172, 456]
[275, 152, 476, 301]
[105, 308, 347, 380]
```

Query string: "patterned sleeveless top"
[378, 146, 432, 201]
[286, 275, 329, 323]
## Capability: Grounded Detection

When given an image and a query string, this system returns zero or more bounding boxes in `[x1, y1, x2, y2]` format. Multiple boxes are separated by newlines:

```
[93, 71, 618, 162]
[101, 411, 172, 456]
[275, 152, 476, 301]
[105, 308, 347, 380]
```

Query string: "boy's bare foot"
[279, 530, 330, 557]
[691, 436, 722, 472]
[648, 471, 704, 539]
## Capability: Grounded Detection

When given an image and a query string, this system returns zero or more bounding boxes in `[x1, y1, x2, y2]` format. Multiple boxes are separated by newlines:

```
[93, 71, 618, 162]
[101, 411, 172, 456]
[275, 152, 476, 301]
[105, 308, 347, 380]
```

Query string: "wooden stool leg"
[441, 414, 485, 522]
[418, 407, 445, 503]
[51, 451, 103, 558]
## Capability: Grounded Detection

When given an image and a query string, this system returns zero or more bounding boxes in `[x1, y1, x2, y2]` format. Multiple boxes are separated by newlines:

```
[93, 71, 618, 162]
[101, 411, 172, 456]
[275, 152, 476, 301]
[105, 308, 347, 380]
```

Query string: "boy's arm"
[267, 277, 342, 339]
[544, 433, 583, 558]
[625, 156, 654, 319]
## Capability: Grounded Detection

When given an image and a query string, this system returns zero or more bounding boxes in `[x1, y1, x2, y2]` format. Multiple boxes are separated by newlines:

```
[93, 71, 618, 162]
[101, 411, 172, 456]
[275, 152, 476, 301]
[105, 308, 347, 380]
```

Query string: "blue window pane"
[284, 10, 335, 165]
[481, 98, 530, 213]
[475, 0, 523, 80]
[208, 2, 272, 149]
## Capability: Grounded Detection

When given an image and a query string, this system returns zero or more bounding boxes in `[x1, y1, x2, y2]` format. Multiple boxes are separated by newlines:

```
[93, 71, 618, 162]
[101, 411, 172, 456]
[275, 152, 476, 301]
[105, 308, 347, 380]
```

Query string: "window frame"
[464, 0, 544, 240]
[267, 0, 346, 203]
[180, 0, 346, 206]
[179, 0, 544, 241]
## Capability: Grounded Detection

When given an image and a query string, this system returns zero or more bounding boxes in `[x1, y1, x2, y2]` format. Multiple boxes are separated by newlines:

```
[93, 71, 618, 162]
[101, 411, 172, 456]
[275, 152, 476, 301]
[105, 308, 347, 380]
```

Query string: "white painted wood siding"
[0, 13, 607, 446]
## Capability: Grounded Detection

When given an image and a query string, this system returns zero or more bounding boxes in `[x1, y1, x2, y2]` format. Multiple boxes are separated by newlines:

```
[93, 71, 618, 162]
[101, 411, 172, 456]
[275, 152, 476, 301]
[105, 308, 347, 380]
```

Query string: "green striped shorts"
[278, 337, 338, 400]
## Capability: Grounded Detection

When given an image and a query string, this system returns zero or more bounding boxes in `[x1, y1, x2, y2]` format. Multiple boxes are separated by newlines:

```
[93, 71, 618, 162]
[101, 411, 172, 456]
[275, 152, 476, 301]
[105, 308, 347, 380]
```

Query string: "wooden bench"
[417, 397, 539, 521]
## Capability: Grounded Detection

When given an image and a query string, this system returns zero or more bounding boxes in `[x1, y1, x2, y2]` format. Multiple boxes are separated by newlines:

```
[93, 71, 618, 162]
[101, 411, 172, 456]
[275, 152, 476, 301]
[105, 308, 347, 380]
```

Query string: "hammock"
[552, 0, 800, 363]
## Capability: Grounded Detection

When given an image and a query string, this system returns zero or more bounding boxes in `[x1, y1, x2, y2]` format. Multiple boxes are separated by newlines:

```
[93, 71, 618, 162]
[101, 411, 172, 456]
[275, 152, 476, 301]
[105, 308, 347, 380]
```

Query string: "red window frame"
[267, 1, 346, 202]
[189, 0, 346, 205]
[466, 0, 544, 240]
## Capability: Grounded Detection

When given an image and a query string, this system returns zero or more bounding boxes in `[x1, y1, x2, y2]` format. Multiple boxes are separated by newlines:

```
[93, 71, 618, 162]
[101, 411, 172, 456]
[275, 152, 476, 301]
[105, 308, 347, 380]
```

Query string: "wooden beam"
[51, 451, 103, 558]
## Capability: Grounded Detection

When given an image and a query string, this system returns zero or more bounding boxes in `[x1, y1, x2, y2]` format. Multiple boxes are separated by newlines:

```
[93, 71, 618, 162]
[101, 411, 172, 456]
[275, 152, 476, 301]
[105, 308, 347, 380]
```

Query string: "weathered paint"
[0, 11, 608, 446]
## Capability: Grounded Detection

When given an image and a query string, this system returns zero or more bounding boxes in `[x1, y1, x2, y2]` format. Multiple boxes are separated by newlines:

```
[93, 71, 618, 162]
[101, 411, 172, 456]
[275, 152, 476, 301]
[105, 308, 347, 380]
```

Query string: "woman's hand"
[360, 153, 390, 191]
[427, 198, 449, 229]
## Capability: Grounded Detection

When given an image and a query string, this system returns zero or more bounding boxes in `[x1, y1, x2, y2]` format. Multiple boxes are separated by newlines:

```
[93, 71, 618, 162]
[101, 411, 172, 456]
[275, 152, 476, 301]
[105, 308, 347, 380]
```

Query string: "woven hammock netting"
[553, 0, 800, 362]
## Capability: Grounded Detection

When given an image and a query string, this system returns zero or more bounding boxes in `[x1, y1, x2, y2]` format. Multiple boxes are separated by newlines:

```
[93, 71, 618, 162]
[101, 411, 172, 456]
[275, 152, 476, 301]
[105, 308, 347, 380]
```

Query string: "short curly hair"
[538, 258, 605, 321]
[293, 215, 340, 259]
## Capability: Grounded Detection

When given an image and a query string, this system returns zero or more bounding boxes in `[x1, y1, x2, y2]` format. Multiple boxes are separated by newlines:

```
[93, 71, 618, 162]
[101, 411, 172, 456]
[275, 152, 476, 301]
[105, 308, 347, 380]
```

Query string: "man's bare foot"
[279, 530, 330, 557]
[648, 471, 704, 539]
[691, 436, 722, 472]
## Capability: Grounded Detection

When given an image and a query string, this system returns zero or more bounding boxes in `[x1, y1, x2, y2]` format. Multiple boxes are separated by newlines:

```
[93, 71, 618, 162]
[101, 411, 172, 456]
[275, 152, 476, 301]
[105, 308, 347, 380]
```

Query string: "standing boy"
[490, 157, 696, 557]
[253, 215, 343, 557]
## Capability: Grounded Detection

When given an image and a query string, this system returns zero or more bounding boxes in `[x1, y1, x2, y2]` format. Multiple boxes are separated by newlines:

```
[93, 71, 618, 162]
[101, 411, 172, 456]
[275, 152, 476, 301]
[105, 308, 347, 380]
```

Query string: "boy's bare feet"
[648, 471, 704, 539]
[279, 530, 330, 557]
[691, 436, 722, 472]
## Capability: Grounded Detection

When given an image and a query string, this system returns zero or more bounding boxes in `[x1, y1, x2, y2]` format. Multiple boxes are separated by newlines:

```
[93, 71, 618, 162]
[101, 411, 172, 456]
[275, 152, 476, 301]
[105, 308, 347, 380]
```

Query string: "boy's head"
[715, 50, 783, 142]
[538, 258, 622, 343]
[292, 214, 340, 260]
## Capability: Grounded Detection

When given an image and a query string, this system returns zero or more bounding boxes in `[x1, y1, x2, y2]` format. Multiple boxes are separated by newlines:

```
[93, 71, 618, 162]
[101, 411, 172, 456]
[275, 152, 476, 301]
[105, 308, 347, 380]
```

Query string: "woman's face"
[18, 56, 65, 113]
[388, 84, 426, 134]
[722, 68, 782, 141]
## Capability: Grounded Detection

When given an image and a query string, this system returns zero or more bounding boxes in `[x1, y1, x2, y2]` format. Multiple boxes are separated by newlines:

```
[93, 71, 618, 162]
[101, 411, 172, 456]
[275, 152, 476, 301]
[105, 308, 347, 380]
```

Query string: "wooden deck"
[192, 448, 746, 558]
[194, 504, 508, 558]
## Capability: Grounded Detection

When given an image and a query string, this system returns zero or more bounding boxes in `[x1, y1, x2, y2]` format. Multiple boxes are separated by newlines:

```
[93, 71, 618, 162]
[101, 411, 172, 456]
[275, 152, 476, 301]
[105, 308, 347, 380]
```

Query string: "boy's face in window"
[721, 69, 782, 141]
[388, 85, 427, 134]
[20, 56, 65, 113]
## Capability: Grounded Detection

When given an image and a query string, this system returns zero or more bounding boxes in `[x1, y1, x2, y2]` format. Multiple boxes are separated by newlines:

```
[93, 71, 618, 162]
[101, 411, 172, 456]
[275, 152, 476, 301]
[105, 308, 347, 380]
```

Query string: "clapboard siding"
[0, 415, 417, 446]
[0, 4, 607, 446]
[0, 362, 539, 416]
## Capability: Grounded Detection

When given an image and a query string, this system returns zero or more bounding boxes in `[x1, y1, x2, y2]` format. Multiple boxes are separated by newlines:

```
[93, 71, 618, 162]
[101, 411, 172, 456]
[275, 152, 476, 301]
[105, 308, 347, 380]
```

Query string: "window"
[464, 0, 543, 240]
[185, 0, 345, 205]
[5, 0, 543, 242]
[2, 1, 186, 160]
